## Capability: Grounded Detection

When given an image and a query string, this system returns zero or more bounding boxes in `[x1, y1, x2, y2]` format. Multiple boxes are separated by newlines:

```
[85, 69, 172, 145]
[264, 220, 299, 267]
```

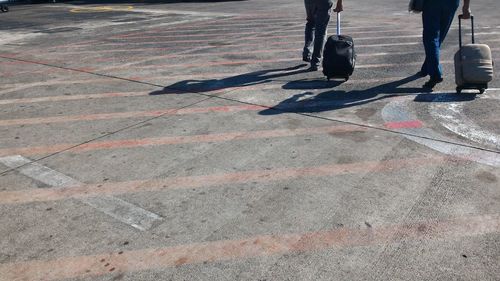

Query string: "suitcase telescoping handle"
[458, 14, 474, 48]
[336, 12, 341, 35]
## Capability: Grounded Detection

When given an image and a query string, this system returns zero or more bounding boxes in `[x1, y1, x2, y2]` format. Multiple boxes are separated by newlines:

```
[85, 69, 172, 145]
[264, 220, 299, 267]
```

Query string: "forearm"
[334, 0, 343, 12]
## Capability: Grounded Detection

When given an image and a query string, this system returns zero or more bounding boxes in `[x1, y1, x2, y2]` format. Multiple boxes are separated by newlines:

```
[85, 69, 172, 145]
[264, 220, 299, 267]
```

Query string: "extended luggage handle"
[336, 12, 341, 35]
[458, 14, 475, 48]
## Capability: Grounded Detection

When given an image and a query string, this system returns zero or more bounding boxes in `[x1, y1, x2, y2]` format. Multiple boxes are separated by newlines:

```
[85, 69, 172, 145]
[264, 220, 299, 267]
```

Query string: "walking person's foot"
[303, 55, 312, 63]
[423, 77, 443, 89]
[307, 64, 319, 71]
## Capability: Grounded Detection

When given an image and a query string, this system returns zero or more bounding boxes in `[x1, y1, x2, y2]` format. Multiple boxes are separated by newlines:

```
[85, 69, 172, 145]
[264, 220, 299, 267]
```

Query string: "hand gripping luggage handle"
[458, 15, 474, 48]
[336, 12, 341, 35]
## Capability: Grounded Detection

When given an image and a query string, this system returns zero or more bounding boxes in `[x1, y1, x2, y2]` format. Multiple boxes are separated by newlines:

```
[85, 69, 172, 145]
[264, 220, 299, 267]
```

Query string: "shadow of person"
[151, 64, 311, 95]
[413, 93, 476, 103]
[260, 74, 424, 115]
[282, 79, 343, 90]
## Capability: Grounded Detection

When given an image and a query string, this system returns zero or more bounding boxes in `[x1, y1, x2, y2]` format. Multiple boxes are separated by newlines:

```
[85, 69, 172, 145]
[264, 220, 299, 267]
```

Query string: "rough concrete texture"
[0, 0, 499, 280]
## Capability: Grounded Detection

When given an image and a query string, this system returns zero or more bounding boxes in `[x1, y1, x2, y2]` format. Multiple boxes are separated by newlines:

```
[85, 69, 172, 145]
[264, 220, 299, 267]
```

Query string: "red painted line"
[0, 91, 151, 105]
[54, 42, 294, 54]
[108, 23, 398, 41]
[2, 68, 66, 77]
[87, 17, 299, 40]
[118, 30, 283, 40]
[91, 33, 420, 48]
[116, 59, 463, 73]
[1, 213, 496, 281]
[56, 37, 421, 55]
[385, 120, 424, 129]
[102, 58, 425, 72]
[0, 104, 266, 126]
[111, 48, 301, 62]
[0, 74, 406, 104]
[105, 58, 298, 71]
[81, 49, 413, 66]
[0, 78, 149, 95]
[0, 60, 31, 65]
[0, 54, 65, 67]
[114, 25, 293, 38]
[0, 156, 439, 204]
[0, 125, 366, 157]
[118, 27, 425, 41]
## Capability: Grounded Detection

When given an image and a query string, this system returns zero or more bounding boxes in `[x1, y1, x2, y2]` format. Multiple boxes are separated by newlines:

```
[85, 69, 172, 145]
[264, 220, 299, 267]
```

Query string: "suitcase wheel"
[456, 87, 462, 94]
[344, 76, 349, 82]
[479, 88, 486, 94]
[1, 6, 7, 12]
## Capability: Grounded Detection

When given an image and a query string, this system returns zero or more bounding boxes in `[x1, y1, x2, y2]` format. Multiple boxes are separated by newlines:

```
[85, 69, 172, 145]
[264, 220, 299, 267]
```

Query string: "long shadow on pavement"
[260, 74, 424, 115]
[151, 64, 316, 95]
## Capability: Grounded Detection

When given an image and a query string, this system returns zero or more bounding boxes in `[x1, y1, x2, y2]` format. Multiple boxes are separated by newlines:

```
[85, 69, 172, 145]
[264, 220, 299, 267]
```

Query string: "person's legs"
[310, 0, 333, 68]
[303, 0, 317, 61]
[439, 0, 459, 46]
[422, 4, 443, 80]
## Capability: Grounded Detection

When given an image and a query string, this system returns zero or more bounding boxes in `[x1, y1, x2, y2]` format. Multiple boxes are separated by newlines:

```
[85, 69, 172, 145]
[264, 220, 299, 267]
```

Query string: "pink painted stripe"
[0, 156, 439, 205]
[0, 91, 151, 105]
[119, 26, 408, 38]
[0, 125, 365, 157]
[385, 120, 424, 129]
[114, 26, 406, 41]
[90, 33, 421, 48]
[1, 212, 495, 281]
[104, 58, 298, 71]
[0, 104, 266, 126]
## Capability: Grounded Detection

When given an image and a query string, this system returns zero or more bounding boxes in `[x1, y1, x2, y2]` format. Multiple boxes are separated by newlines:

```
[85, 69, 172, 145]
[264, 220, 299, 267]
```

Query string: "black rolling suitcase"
[322, 13, 356, 81]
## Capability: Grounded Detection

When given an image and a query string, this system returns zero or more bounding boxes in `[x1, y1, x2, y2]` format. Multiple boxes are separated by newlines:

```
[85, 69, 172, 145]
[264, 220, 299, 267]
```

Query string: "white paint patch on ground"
[381, 97, 500, 168]
[50, 4, 236, 17]
[0, 155, 162, 231]
[79, 197, 163, 231]
[430, 95, 500, 149]
[0, 31, 42, 46]
[0, 155, 81, 187]
[44, 4, 234, 31]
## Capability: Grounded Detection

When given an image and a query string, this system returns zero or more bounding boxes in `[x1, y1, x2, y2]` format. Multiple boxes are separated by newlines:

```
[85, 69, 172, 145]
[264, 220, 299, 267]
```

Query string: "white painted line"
[0, 155, 162, 230]
[0, 155, 81, 187]
[79, 196, 162, 231]
[468, 32, 500, 35]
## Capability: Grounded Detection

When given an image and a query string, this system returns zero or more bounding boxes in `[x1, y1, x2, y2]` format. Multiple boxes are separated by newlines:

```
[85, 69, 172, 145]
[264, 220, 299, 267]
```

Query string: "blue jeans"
[421, 0, 460, 79]
[303, 0, 333, 67]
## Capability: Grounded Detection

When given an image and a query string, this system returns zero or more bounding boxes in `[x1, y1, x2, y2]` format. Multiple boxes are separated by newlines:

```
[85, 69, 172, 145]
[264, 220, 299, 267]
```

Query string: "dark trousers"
[303, 0, 333, 66]
[421, 0, 460, 79]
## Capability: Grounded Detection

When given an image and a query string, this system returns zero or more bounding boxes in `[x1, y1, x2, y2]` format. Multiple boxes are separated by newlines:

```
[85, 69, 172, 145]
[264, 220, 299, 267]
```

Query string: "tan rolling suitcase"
[454, 15, 494, 94]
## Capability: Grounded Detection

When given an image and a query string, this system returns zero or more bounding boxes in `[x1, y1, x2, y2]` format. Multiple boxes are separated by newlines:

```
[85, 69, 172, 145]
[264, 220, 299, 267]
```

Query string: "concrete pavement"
[0, 0, 499, 280]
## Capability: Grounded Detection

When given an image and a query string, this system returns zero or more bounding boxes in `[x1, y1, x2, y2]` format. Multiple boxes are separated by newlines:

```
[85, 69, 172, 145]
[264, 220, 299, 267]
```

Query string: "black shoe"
[307, 65, 318, 71]
[303, 55, 312, 63]
[423, 77, 443, 89]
